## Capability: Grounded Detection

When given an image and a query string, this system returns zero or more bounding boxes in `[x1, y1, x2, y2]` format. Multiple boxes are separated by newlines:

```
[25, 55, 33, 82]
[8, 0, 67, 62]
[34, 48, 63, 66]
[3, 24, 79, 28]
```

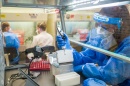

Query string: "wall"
[1, 7, 45, 13]
[1, 13, 47, 21]
[65, 10, 95, 21]
[1, 7, 47, 21]
[56, 11, 94, 21]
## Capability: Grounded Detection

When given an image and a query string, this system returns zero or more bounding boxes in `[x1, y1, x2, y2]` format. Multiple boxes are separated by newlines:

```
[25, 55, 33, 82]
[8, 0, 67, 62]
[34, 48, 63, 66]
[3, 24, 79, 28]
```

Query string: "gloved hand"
[83, 78, 106, 86]
[73, 65, 85, 72]
[56, 34, 72, 49]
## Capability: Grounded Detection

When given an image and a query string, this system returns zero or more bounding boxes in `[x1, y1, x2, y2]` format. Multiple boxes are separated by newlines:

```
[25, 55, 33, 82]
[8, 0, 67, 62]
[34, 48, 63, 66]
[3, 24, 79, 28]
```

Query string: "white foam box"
[56, 50, 73, 63]
[55, 72, 80, 86]
[50, 64, 73, 75]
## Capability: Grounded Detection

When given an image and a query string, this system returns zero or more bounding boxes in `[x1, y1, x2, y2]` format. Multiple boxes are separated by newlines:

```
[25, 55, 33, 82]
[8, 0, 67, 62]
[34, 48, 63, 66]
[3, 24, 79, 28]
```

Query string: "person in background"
[56, 5, 130, 86]
[2, 22, 20, 64]
[27, 22, 53, 60]
[27, 22, 53, 77]
[31, 22, 53, 48]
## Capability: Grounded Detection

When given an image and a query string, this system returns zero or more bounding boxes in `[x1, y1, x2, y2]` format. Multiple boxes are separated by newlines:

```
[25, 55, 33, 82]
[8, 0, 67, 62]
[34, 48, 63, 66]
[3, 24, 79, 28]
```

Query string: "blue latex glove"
[56, 34, 72, 49]
[83, 78, 106, 86]
[73, 65, 84, 72]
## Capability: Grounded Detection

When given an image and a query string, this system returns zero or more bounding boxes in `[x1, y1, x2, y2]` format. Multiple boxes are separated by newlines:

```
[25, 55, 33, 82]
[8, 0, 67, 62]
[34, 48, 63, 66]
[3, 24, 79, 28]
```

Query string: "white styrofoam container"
[56, 50, 73, 63]
[50, 64, 73, 75]
[55, 72, 77, 85]
[55, 72, 80, 86]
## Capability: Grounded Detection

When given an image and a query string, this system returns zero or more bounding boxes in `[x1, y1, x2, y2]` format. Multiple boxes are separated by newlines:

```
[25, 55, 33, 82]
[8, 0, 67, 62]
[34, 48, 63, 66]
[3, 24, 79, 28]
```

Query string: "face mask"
[88, 28, 117, 50]
[96, 26, 117, 50]
[100, 35, 117, 50]
[96, 26, 113, 37]
[9, 28, 12, 32]
[97, 27, 117, 50]
[36, 30, 39, 34]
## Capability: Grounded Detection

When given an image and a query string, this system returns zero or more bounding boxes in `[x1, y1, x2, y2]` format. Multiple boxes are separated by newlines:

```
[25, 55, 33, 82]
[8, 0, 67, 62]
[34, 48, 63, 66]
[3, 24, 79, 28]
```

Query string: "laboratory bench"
[5, 68, 83, 86]
[5, 39, 84, 86]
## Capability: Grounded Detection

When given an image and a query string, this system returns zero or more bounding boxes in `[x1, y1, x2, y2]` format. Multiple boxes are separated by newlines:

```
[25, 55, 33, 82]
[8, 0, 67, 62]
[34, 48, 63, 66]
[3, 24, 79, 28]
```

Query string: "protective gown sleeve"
[4, 33, 20, 49]
[73, 50, 96, 66]
[73, 36, 108, 66]
[83, 78, 106, 86]
[82, 42, 130, 85]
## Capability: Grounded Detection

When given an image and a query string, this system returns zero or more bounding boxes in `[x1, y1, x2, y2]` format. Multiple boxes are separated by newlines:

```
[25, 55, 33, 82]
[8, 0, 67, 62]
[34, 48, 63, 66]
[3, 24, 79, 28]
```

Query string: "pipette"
[57, 27, 66, 55]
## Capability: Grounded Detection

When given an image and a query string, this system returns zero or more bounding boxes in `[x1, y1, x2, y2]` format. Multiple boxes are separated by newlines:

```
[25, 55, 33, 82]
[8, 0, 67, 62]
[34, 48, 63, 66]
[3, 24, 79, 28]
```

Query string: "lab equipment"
[48, 49, 74, 75]
[93, 13, 122, 29]
[55, 72, 80, 86]
[57, 27, 65, 40]
[56, 34, 72, 50]
[57, 26, 72, 50]
[29, 59, 50, 71]
[25, 46, 44, 58]
[51, 64, 73, 75]
[49, 50, 73, 75]
[49, 50, 73, 65]
[25, 46, 55, 75]
[57, 27, 66, 54]
[57, 50, 73, 63]
[25, 46, 55, 59]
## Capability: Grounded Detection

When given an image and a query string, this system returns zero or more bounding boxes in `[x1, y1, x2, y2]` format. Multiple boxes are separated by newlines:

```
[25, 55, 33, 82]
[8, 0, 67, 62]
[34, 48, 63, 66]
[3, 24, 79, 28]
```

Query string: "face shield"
[93, 13, 122, 29]
[96, 26, 113, 37]
[89, 13, 119, 49]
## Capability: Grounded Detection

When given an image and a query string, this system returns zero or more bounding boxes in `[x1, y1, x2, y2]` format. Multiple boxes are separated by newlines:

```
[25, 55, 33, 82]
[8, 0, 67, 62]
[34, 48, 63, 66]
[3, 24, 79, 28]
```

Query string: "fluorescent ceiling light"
[73, 1, 130, 11]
